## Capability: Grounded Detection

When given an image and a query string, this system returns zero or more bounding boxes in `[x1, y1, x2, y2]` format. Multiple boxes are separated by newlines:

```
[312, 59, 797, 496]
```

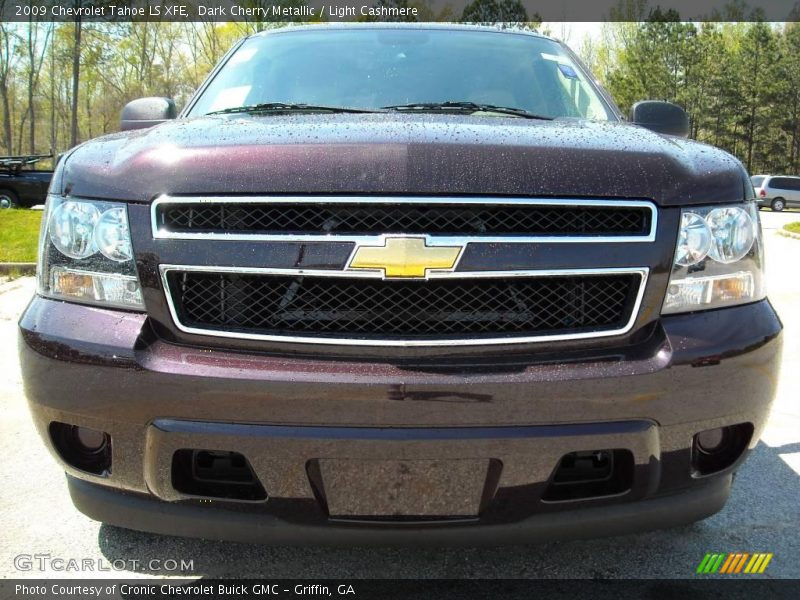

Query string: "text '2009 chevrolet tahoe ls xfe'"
[19, 24, 782, 544]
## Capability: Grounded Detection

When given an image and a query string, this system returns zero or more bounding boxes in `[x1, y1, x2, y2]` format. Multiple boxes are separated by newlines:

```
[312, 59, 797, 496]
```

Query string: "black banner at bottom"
[3, 579, 800, 600]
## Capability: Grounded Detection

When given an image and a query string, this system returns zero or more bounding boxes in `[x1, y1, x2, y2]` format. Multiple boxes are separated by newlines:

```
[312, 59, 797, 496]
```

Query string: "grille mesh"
[169, 272, 640, 341]
[159, 202, 650, 237]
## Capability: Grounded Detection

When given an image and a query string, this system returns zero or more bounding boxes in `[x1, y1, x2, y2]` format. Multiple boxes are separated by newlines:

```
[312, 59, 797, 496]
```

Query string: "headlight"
[663, 202, 764, 314]
[705, 206, 755, 264]
[48, 201, 100, 259]
[674, 212, 712, 267]
[93, 207, 134, 262]
[37, 195, 144, 310]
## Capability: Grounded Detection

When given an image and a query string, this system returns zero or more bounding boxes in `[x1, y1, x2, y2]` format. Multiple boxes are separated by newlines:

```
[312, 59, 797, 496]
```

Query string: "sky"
[541, 22, 606, 48]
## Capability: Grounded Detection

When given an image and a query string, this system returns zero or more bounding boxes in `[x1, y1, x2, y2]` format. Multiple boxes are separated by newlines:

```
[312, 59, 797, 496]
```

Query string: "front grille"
[157, 201, 651, 237]
[167, 272, 641, 342]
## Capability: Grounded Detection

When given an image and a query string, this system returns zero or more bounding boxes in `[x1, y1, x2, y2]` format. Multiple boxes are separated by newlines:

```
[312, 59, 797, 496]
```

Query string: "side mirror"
[631, 101, 689, 138]
[120, 97, 177, 131]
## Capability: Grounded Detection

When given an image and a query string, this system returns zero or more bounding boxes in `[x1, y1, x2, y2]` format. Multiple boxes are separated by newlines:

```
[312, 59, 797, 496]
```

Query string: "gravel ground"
[0, 209, 798, 580]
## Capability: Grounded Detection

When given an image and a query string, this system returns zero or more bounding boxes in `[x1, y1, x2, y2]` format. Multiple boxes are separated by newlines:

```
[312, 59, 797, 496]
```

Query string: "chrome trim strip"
[159, 265, 649, 347]
[151, 195, 658, 244]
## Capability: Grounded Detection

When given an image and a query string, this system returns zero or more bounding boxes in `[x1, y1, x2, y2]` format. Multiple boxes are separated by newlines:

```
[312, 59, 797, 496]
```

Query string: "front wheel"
[771, 198, 786, 211]
[0, 189, 18, 209]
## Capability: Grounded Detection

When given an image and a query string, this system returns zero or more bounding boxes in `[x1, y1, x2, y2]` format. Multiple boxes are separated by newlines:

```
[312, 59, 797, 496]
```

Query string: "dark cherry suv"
[18, 25, 782, 544]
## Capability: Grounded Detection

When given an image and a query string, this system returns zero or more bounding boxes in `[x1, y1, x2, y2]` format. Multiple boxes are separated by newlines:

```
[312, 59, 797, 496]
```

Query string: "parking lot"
[0, 209, 798, 580]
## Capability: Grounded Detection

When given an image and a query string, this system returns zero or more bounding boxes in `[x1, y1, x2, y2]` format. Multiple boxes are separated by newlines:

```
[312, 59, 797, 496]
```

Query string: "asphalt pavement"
[0, 209, 798, 579]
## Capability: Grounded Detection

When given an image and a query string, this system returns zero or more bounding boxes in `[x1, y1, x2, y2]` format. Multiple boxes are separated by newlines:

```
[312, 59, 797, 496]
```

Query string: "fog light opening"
[49, 422, 112, 476]
[692, 423, 753, 476]
[74, 427, 108, 451]
[696, 428, 727, 454]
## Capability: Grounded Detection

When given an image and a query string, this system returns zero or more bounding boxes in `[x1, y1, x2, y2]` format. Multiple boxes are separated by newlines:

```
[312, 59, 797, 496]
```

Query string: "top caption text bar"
[2, 0, 800, 22]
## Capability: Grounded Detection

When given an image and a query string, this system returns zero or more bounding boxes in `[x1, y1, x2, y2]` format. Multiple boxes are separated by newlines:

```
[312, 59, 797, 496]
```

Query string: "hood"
[59, 113, 750, 206]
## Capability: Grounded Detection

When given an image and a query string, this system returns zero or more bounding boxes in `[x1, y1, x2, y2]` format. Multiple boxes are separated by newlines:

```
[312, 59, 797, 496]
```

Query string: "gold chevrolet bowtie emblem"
[348, 237, 463, 278]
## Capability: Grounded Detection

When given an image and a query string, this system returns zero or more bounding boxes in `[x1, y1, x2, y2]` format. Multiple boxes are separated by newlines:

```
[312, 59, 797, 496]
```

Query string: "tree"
[70, 12, 81, 148]
[779, 24, 800, 172]
[22, 20, 52, 153]
[735, 21, 781, 172]
[0, 13, 20, 153]
[460, 0, 529, 24]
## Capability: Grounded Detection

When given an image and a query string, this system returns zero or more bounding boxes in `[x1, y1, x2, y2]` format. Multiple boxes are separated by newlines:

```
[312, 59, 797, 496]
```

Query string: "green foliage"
[592, 20, 800, 174]
[0, 209, 42, 262]
[461, 0, 529, 24]
[0, 21, 288, 156]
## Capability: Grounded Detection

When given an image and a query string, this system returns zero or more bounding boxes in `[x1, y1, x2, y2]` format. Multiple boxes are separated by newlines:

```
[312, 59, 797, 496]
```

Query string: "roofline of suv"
[252, 23, 557, 43]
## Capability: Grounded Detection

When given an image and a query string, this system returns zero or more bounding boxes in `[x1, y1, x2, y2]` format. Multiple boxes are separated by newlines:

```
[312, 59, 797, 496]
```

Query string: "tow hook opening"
[542, 449, 634, 502]
[692, 423, 753, 476]
[49, 422, 112, 476]
[171, 449, 267, 502]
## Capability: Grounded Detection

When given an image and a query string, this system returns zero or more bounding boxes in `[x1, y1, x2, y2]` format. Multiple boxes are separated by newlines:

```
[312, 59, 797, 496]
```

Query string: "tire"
[0, 189, 18, 209]
[771, 198, 785, 211]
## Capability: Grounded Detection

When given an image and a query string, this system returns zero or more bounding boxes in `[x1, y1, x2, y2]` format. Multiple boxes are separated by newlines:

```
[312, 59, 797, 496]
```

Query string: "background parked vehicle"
[752, 174, 800, 211]
[0, 154, 54, 209]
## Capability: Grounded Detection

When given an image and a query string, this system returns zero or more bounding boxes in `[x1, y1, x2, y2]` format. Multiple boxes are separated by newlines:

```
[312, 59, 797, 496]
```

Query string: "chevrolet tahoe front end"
[18, 25, 782, 544]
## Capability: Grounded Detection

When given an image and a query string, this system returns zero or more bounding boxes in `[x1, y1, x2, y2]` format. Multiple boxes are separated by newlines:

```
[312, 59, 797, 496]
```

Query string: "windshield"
[188, 28, 616, 121]
[751, 176, 765, 188]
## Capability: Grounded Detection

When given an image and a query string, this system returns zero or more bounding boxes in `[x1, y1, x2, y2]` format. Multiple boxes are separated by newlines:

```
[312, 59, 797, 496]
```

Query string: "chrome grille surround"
[160, 265, 650, 347]
[151, 196, 658, 244]
[153, 196, 656, 347]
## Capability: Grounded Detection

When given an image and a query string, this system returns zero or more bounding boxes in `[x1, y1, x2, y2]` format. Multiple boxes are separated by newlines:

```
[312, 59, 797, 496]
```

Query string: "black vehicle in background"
[0, 154, 54, 208]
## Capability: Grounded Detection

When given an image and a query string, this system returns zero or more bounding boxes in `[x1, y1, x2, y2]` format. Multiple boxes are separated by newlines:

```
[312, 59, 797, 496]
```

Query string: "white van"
[752, 174, 800, 211]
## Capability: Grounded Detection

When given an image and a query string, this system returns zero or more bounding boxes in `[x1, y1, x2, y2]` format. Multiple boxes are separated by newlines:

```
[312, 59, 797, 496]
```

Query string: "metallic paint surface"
[18, 297, 782, 537]
[55, 114, 750, 206]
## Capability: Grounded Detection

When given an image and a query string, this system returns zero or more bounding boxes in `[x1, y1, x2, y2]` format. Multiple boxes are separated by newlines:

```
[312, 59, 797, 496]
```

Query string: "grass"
[784, 222, 800, 235]
[0, 209, 42, 262]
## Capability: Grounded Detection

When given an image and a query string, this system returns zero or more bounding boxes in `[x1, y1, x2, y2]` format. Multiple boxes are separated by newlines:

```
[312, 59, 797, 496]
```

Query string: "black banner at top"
[1, 0, 799, 23]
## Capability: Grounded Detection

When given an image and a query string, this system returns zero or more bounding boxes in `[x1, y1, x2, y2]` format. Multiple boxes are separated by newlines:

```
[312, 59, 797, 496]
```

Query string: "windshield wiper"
[207, 102, 381, 115]
[381, 101, 553, 120]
